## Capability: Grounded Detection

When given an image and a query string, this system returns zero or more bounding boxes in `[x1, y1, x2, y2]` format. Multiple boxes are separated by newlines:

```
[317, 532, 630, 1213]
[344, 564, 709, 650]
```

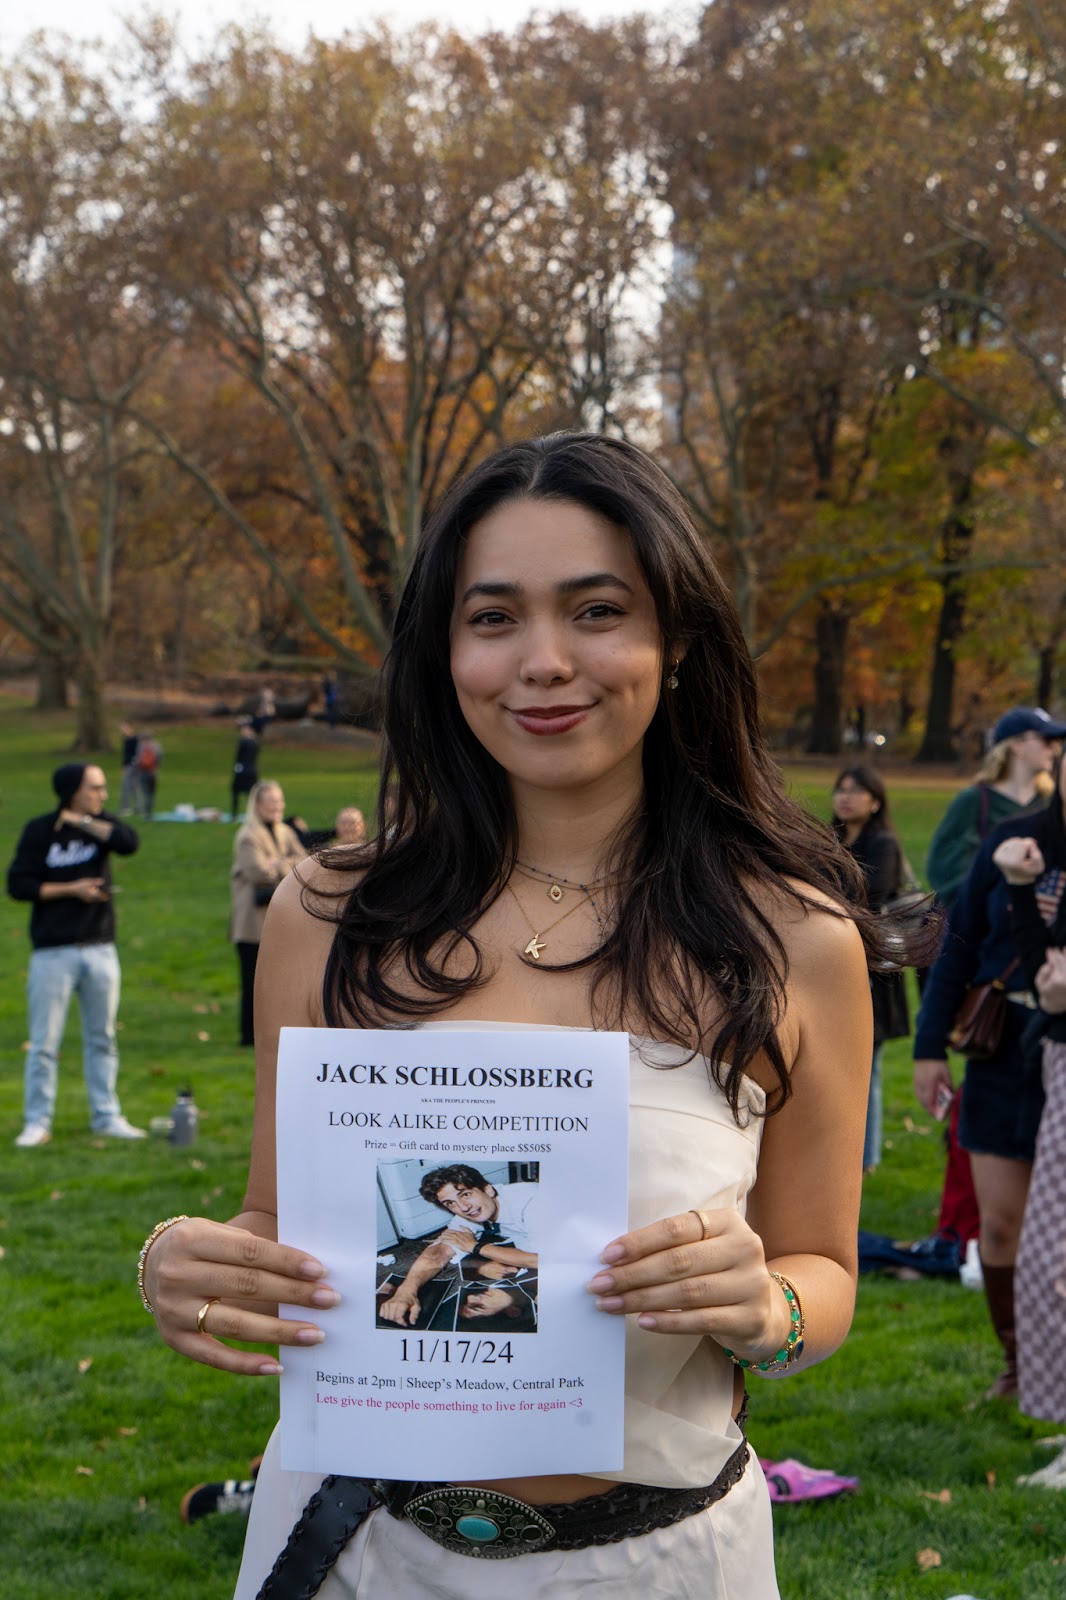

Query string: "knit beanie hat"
[52, 762, 88, 807]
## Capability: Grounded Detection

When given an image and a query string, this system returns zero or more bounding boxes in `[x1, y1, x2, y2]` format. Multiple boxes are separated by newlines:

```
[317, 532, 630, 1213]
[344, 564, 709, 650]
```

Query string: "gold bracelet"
[721, 1270, 806, 1376]
[137, 1215, 190, 1313]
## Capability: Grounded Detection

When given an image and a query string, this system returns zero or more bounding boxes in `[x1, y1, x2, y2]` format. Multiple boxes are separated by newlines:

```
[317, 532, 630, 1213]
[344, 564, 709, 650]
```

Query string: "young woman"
[143, 434, 892, 1599]
[831, 766, 911, 1173]
[914, 754, 1064, 1400]
[229, 781, 305, 1047]
[991, 757, 1066, 1424]
[926, 707, 1061, 909]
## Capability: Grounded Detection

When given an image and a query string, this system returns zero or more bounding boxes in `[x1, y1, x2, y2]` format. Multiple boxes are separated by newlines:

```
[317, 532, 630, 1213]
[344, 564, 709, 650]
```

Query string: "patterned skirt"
[1017, 1039, 1066, 1421]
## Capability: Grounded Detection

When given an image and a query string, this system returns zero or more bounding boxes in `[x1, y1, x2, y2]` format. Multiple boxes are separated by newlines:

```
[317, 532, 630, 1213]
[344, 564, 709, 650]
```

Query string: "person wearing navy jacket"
[914, 800, 1060, 1399]
[6, 762, 145, 1148]
[992, 758, 1066, 1425]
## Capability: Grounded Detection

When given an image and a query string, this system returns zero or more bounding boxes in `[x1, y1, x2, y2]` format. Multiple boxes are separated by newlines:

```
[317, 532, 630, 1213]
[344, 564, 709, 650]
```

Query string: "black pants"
[236, 941, 259, 1047]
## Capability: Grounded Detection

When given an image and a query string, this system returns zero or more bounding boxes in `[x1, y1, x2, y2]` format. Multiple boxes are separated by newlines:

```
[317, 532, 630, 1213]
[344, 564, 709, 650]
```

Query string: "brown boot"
[981, 1261, 1018, 1398]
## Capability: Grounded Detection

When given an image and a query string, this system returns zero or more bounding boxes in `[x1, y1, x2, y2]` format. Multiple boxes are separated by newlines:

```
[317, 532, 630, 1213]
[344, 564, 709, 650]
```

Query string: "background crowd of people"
[6, 675, 1066, 1583]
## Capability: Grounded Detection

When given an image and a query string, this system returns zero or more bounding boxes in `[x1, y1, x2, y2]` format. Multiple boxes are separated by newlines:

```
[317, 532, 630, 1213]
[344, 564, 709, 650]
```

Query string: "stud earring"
[666, 659, 680, 690]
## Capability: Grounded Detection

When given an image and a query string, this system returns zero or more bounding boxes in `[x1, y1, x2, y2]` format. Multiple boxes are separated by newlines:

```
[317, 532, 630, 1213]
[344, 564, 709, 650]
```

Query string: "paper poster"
[275, 1026, 630, 1480]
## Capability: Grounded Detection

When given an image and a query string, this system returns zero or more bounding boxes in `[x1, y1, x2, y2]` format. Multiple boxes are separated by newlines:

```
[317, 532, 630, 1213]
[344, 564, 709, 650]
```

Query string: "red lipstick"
[510, 705, 591, 736]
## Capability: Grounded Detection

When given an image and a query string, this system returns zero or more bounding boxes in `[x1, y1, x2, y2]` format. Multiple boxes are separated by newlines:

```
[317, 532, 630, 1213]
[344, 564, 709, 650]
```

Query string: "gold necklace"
[504, 880, 601, 962]
[513, 859, 611, 905]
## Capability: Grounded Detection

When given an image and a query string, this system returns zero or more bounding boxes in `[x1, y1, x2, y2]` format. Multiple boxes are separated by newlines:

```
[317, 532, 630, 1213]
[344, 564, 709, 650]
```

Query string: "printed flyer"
[275, 1026, 630, 1480]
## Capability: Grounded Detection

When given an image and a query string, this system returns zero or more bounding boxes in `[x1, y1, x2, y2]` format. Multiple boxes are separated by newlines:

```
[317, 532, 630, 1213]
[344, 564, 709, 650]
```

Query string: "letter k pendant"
[524, 934, 546, 960]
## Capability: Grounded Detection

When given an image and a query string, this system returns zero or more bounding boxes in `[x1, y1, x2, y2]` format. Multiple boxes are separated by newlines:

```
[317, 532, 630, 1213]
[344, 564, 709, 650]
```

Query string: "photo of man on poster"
[376, 1162, 541, 1331]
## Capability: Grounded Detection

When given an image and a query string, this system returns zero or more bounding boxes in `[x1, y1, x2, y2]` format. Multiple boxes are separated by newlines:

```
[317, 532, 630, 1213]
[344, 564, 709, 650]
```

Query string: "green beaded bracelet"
[721, 1270, 805, 1376]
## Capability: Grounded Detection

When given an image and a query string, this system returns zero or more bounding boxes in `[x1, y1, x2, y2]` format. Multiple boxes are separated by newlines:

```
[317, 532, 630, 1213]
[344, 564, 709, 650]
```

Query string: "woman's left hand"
[586, 1207, 788, 1356]
[1036, 947, 1066, 1015]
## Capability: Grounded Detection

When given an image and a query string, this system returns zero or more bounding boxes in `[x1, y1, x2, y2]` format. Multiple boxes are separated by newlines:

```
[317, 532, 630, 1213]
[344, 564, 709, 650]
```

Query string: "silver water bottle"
[169, 1086, 200, 1146]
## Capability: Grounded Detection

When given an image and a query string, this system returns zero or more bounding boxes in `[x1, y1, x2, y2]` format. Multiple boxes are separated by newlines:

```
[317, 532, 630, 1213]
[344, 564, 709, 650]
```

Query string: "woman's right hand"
[913, 1058, 954, 1117]
[992, 836, 1045, 884]
[143, 1216, 340, 1375]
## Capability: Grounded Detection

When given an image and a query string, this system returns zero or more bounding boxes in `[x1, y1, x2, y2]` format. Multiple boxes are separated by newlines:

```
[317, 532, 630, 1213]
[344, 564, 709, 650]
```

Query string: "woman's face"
[255, 785, 285, 824]
[1010, 731, 1058, 783]
[832, 777, 879, 828]
[450, 498, 664, 798]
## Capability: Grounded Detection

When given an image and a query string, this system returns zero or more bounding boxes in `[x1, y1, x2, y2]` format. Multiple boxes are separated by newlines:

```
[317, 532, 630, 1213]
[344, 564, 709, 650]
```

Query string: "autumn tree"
[655, 0, 1066, 753]
[0, 46, 174, 748]
[128, 19, 663, 667]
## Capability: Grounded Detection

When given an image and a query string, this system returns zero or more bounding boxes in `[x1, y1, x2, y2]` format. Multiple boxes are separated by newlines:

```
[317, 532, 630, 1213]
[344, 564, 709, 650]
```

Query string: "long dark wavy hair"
[314, 432, 907, 1117]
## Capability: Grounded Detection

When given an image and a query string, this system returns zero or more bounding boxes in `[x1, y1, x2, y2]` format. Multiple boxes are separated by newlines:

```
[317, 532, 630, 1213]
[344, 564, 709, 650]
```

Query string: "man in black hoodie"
[7, 762, 145, 1147]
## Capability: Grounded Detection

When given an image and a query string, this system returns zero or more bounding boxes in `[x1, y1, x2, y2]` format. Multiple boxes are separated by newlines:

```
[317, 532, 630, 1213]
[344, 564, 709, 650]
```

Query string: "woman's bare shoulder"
[748, 875, 866, 974]
[263, 855, 361, 945]
[258, 858, 362, 1027]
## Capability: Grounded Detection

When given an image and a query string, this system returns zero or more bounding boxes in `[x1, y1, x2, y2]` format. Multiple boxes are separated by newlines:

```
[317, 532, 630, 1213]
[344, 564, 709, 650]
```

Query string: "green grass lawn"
[1, 698, 1062, 1598]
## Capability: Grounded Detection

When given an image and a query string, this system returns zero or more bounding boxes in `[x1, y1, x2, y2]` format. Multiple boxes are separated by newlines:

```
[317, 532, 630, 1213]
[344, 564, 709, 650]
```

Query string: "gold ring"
[689, 1208, 713, 1240]
[196, 1299, 218, 1335]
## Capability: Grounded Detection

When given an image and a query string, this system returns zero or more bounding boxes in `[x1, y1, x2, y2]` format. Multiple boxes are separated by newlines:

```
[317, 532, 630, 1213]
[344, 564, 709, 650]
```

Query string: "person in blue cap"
[927, 708, 1064, 910]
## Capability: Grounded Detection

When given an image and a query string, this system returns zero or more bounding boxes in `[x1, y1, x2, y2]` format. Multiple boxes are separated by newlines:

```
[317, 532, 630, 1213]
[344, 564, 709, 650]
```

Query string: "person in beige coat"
[230, 781, 305, 1046]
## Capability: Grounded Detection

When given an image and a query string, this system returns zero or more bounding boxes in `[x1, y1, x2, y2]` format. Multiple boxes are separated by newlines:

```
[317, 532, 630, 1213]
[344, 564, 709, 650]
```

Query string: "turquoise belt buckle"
[403, 1486, 554, 1559]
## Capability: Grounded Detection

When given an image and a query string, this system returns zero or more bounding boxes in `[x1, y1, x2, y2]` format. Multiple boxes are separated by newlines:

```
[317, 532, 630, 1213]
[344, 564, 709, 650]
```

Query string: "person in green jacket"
[927, 707, 1061, 908]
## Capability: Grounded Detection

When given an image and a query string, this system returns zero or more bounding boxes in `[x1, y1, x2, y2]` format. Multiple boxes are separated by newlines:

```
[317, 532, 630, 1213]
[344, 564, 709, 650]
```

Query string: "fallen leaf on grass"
[916, 1549, 941, 1572]
[903, 1115, 915, 1132]
[49, 1190, 63, 1202]
[188, 1158, 205, 1170]
[197, 1030, 210, 1042]
[135, 1496, 147, 1513]
[918, 1488, 952, 1504]
[986, 1470, 996, 1489]
[75, 1465, 94, 1476]
[209, 1001, 221, 1014]
[0, 1245, 5, 1260]
[118, 1427, 138, 1437]
[193, 1004, 209, 1014]
[78, 1358, 93, 1373]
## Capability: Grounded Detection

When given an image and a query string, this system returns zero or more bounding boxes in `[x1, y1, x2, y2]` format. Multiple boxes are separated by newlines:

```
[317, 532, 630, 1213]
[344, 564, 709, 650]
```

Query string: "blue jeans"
[24, 943, 123, 1131]
[863, 1043, 883, 1172]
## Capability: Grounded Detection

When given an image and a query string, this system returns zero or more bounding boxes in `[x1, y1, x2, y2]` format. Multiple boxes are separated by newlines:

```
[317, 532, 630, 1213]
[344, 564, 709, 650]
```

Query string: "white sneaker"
[1017, 1446, 1066, 1488]
[959, 1237, 984, 1291]
[14, 1123, 52, 1148]
[97, 1116, 147, 1140]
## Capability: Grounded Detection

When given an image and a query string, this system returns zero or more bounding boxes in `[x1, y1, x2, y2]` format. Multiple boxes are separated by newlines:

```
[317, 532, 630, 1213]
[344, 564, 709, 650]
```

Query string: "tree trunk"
[36, 650, 70, 710]
[1037, 643, 1056, 709]
[916, 577, 968, 762]
[72, 651, 111, 752]
[806, 601, 850, 755]
[898, 679, 915, 733]
[916, 436, 980, 763]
